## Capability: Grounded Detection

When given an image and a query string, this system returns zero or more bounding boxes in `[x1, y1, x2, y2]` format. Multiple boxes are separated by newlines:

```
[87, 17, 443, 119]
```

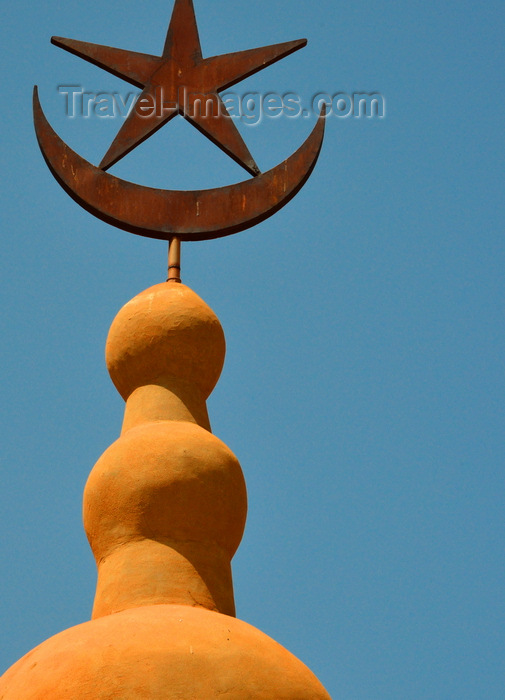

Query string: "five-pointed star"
[52, 0, 306, 176]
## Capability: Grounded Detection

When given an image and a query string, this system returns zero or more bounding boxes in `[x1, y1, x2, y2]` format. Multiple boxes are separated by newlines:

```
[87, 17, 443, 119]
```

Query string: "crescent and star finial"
[33, 0, 325, 279]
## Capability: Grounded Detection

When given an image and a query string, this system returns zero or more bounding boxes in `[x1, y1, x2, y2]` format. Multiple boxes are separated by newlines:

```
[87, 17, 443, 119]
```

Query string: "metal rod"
[167, 236, 181, 283]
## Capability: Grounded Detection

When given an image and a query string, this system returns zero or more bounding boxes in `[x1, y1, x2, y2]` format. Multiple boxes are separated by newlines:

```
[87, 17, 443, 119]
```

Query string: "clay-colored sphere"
[106, 283, 225, 401]
[84, 420, 247, 562]
[0, 605, 331, 699]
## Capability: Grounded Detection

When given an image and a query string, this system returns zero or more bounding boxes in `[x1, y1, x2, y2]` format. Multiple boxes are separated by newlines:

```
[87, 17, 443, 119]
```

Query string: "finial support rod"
[167, 236, 181, 283]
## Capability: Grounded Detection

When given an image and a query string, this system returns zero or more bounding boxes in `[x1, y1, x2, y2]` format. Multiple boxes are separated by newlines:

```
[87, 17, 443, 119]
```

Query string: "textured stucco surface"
[0, 605, 331, 699]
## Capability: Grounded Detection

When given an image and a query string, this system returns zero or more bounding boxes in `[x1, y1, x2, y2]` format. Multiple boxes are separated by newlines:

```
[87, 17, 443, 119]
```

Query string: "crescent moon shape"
[33, 87, 325, 242]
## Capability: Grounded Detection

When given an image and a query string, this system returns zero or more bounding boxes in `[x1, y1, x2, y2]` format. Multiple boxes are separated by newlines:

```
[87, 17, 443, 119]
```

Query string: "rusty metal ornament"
[33, 0, 325, 243]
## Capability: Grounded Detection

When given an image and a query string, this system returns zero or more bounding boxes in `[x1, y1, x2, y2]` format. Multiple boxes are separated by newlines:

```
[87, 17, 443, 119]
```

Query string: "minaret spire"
[86, 282, 244, 619]
[0, 282, 331, 699]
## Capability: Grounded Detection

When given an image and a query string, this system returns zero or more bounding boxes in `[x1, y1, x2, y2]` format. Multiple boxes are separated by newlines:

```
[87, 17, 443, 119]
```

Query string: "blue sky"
[1, 1, 504, 698]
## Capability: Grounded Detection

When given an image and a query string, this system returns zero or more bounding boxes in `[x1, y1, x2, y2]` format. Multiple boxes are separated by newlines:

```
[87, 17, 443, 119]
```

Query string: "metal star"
[52, 0, 306, 176]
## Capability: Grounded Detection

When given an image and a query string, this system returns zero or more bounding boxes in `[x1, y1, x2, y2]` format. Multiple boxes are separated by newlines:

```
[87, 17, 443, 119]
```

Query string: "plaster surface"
[0, 605, 331, 699]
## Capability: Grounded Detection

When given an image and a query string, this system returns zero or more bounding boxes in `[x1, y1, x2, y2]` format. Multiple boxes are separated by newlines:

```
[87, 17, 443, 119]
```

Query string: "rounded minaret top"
[106, 282, 225, 402]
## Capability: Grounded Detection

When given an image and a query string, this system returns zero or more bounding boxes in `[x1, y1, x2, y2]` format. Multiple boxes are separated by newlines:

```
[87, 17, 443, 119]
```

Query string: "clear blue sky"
[1, 1, 504, 698]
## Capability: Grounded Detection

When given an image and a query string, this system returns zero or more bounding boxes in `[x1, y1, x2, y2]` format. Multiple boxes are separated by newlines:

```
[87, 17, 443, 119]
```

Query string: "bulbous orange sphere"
[106, 283, 225, 401]
[84, 420, 247, 562]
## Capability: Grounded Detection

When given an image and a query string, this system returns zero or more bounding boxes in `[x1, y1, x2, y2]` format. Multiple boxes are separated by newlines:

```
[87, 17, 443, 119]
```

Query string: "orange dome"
[0, 605, 331, 699]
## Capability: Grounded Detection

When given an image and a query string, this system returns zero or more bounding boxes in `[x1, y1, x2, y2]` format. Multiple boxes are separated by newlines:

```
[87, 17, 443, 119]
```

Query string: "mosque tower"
[0, 1, 331, 696]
